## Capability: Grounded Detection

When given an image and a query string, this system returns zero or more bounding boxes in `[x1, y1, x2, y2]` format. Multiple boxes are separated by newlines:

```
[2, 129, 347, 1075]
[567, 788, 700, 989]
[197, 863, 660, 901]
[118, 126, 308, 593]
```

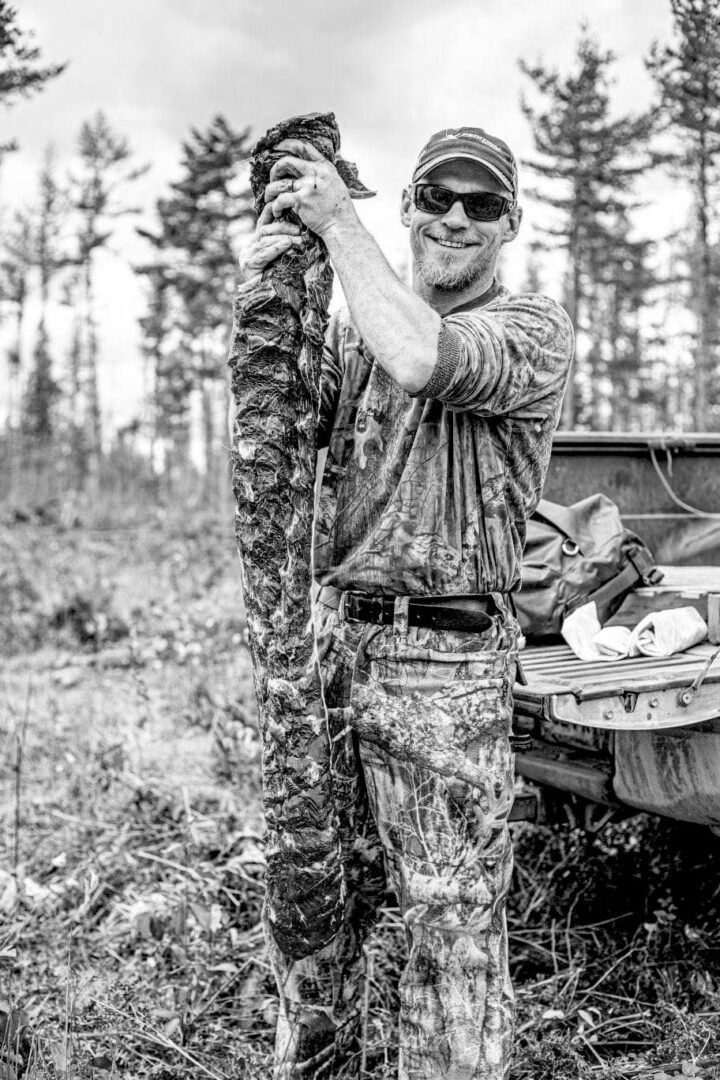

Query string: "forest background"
[4, 0, 720, 514]
[2, 2, 720, 1079]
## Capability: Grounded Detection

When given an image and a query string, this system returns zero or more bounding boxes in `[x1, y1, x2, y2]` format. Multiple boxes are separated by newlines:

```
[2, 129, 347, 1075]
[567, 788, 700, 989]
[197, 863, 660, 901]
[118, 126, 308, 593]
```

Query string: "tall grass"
[1, 509, 719, 1079]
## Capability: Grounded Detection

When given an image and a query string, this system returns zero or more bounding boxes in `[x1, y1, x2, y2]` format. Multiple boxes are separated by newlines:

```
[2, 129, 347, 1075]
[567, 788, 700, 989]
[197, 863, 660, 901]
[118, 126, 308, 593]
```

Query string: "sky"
[3, 0, 677, 430]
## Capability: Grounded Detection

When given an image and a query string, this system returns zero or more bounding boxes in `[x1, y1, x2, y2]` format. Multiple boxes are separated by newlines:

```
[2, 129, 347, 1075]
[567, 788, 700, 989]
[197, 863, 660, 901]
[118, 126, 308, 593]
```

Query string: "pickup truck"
[512, 432, 720, 834]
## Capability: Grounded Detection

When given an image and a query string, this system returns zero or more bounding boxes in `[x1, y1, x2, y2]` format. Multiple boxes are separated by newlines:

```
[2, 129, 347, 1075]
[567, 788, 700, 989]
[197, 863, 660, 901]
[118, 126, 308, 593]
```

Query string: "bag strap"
[576, 545, 663, 617]
[626, 545, 664, 587]
[581, 560, 642, 616]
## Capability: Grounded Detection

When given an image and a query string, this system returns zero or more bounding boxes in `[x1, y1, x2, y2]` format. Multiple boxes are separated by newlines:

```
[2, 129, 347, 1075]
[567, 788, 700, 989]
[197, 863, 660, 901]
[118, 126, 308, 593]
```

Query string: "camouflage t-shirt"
[314, 284, 574, 597]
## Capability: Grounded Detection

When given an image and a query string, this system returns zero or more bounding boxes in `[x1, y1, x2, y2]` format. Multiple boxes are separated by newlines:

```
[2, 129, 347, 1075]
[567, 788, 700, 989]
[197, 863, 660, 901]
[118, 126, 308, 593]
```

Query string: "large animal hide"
[228, 113, 372, 958]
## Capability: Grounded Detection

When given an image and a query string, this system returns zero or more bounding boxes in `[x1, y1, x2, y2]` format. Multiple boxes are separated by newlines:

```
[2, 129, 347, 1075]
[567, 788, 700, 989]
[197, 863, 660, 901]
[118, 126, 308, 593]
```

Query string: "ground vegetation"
[1, 512, 718, 1080]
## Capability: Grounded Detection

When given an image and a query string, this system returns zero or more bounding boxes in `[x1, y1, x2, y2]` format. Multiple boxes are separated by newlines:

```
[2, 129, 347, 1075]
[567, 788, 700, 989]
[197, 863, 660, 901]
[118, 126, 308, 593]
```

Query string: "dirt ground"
[1, 514, 719, 1079]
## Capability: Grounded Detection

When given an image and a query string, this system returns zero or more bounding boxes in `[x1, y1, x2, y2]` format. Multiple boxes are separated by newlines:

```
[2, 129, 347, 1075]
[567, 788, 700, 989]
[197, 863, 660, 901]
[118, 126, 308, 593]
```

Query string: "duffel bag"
[515, 494, 663, 639]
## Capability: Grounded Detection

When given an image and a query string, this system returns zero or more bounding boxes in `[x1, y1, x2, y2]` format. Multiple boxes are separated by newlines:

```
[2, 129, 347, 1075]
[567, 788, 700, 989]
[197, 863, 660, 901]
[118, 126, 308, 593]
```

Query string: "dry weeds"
[1, 514, 718, 1079]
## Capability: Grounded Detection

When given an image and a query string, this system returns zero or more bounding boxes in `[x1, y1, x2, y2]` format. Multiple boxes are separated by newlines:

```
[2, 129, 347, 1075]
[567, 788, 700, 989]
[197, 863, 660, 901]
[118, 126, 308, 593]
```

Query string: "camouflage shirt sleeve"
[317, 309, 347, 449]
[412, 294, 574, 417]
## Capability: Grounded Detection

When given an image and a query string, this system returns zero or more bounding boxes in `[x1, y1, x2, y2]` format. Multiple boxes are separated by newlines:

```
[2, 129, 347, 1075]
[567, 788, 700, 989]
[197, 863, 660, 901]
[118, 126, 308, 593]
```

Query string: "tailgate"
[514, 643, 720, 730]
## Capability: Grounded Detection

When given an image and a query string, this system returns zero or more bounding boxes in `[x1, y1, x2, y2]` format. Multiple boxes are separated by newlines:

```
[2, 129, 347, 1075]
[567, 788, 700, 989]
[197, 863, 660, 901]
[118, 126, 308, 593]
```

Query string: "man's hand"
[239, 140, 358, 277]
[244, 132, 440, 395]
[263, 138, 357, 239]
[240, 201, 304, 277]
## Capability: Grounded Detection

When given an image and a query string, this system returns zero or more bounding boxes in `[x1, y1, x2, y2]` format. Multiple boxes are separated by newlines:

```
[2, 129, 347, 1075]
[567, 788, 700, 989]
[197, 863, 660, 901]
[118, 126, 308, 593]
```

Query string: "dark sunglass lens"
[465, 193, 505, 221]
[416, 185, 454, 213]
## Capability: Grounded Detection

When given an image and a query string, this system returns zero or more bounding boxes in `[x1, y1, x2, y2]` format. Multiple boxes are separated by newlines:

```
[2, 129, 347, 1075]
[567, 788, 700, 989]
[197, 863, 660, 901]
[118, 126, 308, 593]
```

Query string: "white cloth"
[628, 606, 708, 657]
[562, 602, 631, 661]
[562, 602, 708, 661]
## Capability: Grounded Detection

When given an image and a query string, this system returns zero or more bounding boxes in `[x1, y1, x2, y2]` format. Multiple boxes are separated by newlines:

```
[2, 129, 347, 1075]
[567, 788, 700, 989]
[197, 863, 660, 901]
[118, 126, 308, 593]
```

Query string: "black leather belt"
[317, 586, 498, 633]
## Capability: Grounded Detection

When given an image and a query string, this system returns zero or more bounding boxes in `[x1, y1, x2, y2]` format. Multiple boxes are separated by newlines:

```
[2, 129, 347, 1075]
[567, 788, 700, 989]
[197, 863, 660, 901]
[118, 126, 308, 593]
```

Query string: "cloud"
[3, 0, 676, 426]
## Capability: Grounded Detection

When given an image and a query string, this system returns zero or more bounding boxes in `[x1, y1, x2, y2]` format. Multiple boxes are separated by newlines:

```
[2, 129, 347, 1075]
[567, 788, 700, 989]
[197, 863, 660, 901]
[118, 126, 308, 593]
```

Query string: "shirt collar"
[446, 278, 502, 316]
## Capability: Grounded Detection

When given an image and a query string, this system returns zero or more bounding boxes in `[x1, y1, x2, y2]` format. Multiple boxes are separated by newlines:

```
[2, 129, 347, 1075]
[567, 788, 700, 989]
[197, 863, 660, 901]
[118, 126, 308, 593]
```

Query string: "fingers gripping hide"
[269, 154, 310, 183]
[263, 176, 298, 204]
[259, 219, 301, 238]
[271, 191, 299, 219]
[256, 202, 277, 227]
[252, 119, 374, 238]
[272, 138, 326, 162]
[240, 212, 303, 274]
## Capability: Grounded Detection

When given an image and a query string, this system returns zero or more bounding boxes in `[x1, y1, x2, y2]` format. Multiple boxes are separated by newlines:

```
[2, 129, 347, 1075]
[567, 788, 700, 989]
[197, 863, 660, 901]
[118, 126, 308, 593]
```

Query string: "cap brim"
[412, 152, 514, 195]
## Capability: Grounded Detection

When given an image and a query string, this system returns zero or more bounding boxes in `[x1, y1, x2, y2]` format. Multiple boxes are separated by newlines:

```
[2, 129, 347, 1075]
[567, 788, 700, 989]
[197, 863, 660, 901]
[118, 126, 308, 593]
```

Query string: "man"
[239, 126, 573, 1079]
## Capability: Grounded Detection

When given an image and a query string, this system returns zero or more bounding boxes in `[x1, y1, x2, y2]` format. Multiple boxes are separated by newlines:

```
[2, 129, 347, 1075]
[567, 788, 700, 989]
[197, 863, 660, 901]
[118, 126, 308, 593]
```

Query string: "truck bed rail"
[514, 643, 720, 730]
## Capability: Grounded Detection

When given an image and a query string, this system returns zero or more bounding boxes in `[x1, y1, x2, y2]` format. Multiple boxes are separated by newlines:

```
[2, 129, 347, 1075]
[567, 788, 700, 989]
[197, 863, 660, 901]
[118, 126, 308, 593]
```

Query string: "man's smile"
[428, 235, 477, 249]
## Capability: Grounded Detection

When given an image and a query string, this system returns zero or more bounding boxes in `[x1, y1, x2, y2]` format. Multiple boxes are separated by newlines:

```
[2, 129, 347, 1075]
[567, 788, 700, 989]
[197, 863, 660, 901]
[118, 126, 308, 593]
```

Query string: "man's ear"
[501, 204, 523, 245]
[400, 187, 413, 228]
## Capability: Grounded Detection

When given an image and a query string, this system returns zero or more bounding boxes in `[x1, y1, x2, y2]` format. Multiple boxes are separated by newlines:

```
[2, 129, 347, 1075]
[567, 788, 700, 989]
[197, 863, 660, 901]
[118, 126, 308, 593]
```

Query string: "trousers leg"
[352, 618, 518, 1080]
[269, 611, 387, 1079]
[267, 881, 367, 1080]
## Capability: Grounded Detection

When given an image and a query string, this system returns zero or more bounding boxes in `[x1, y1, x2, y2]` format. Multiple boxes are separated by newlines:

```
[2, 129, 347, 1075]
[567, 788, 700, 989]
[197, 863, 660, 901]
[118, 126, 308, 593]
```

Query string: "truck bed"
[512, 442, 720, 825]
[513, 642, 720, 825]
[515, 642, 720, 730]
[515, 564, 720, 731]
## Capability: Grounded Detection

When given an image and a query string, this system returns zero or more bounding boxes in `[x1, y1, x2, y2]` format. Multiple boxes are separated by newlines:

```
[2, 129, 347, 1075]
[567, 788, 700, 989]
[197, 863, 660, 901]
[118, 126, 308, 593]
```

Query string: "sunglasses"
[412, 184, 515, 222]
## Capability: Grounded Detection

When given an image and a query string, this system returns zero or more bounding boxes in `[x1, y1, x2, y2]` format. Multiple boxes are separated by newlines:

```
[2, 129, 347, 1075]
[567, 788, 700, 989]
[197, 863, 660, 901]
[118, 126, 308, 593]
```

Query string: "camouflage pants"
[267, 598, 520, 1080]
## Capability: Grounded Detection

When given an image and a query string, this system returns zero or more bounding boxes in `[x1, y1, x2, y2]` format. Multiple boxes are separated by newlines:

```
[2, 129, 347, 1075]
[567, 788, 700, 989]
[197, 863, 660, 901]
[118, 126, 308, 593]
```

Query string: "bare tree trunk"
[695, 134, 711, 431]
[560, 243, 580, 429]
[81, 258, 102, 491]
[201, 376, 217, 505]
[8, 291, 25, 500]
[145, 337, 160, 480]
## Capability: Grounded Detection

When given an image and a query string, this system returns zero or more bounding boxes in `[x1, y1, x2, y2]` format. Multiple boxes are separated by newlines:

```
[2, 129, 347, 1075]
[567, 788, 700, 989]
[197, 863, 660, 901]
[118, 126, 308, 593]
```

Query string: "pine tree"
[21, 148, 69, 440]
[69, 111, 148, 484]
[135, 263, 188, 476]
[0, 209, 32, 494]
[522, 246, 544, 295]
[1, 210, 32, 410]
[0, 2, 65, 159]
[155, 346, 197, 492]
[593, 220, 661, 428]
[136, 213, 193, 488]
[137, 115, 253, 498]
[520, 24, 657, 427]
[647, 0, 720, 429]
[163, 116, 253, 497]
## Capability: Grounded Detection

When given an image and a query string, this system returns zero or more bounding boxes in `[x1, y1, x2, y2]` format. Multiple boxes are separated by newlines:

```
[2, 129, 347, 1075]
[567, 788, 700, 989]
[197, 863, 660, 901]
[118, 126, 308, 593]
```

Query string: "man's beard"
[411, 232, 497, 291]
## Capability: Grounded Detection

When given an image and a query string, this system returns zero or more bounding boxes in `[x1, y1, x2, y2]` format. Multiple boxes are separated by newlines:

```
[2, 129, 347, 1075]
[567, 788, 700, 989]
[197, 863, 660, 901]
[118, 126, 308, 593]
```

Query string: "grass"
[508, 818, 720, 1078]
[1, 510, 719, 1079]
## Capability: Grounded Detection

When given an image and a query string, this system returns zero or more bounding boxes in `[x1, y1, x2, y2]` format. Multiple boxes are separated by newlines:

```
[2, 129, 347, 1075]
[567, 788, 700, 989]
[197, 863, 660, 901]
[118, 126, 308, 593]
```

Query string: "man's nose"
[440, 199, 472, 228]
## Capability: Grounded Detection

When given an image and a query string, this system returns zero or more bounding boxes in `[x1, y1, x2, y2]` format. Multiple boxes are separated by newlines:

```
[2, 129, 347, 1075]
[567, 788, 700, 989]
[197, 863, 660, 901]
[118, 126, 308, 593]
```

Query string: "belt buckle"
[343, 591, 371, 624]
[344, 592, 385, 626]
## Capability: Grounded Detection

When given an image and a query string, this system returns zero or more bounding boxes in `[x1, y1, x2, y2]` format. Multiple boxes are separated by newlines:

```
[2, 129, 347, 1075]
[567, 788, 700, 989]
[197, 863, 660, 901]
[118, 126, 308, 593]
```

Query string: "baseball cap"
[412, 127, 518, 198]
